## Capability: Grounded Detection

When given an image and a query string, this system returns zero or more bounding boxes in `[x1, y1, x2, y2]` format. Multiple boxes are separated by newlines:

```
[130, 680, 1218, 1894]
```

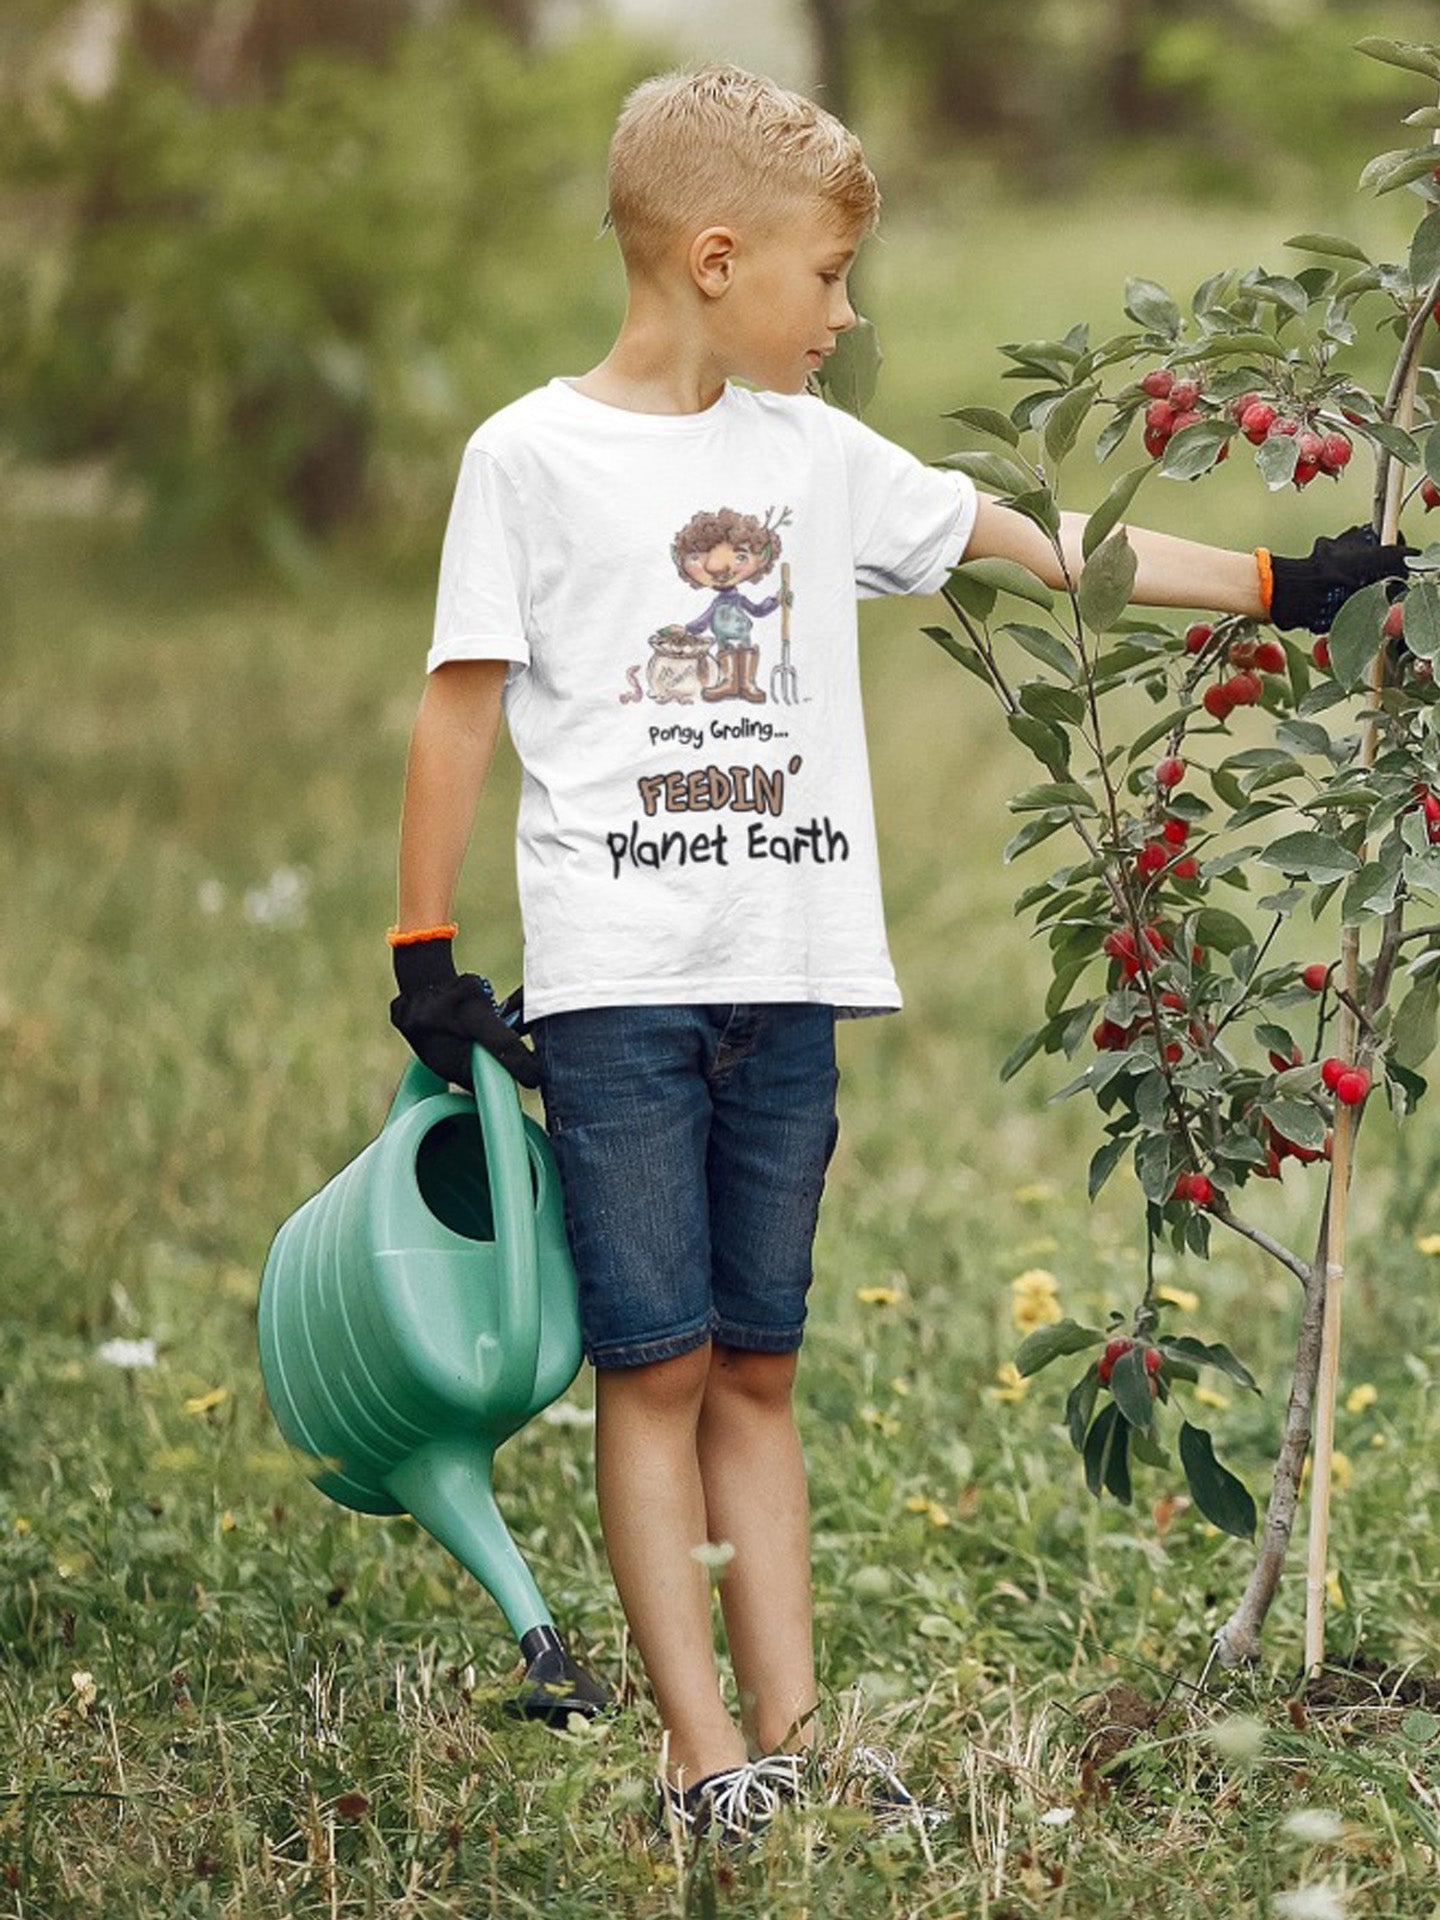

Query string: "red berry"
[1228, 638, 1259, 669]
[1240, 401, 1276, 444]
[1294, 459, 1321, 489]
[1144, 398, 1177, 433]
[1098, 1336, 1134, 1386]
[1423, 479, 1440, 512]
[1421, 791, 1440, 824]
[1163, 1041, 1183, 1064]
[1142, 924, 1167, 953]
[1320, 432, 1352, 472]
[1160, 989, 1187, 1011]
[1255, 641, 1286, 674]
[1172, 1173, 1193, 1202]
[1384, 602, 1406, 641]
[1143, 1348, 1162, 1376]
[1137, 842, 1168, 876]
[1268, 1044, 1303, 1073]
[1093, 1019, 1129, 1052]
[1172, 856, 1199, 881]
[1156, 755, 1185, 787]
[1189, 1174, 1214, 1207]
[1169, 379, 1201, 411]
[1312, 637, 1331, 669]
[1144, 424, 1170, 460]
[1265, 1146, 1283, 1178]
[1270, 417, 1300, 438]
[1162, 817, 1189, 846]
[1302, 962, 1330, 993]
[1335, 1068, 1370, 1106]
[1321, 1056, 1345, 1092]
[1184, 623, 1213, 655]
[1203, 684, 1234, 719]
[1297, 430, 1325, 465]
[1226, 670, 1263, 706]
[1141, 369, 1175, 400]
[1102, 928, 1138, 960]
[1228, 392, 1259, 424]
[1170, 409, 1203, 436]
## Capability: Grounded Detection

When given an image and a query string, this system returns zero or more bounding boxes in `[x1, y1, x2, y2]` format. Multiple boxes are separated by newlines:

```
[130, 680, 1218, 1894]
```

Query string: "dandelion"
[242, 865, 309, 930]
[690, 1541, 735, 1574]
[991, 1362, 1030, 1404]
[1282, 1809, 1345, 1845]
[1194, 1385, 1230, 1411]
[1155, 1284, 1199, 1312]
[1416, 1233, 1440, 1256]
[1273, 1884, 1348, 1920]
[182, 1387, 229, 1416]
[96, 1337, 157, 1370]
[857, 1285, 903, 1307]
[1011, 1268, 1062, 1334]
[1344, 1383, 1377, 1415]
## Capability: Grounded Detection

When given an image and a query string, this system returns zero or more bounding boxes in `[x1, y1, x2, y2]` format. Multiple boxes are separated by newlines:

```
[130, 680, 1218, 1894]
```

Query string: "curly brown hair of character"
[670, 507, 782, 585]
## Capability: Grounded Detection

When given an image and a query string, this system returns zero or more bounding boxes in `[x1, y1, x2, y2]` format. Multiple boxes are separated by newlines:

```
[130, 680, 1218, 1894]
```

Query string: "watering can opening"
[413, 1111, 539, 1243]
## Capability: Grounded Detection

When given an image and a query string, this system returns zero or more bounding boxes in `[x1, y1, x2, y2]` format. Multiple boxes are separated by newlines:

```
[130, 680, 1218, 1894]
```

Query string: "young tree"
[923, 35, 1440, 1668]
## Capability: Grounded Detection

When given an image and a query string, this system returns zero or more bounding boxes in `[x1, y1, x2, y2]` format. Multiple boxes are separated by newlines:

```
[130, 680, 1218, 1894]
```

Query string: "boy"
[388, 65, 1403, 1840]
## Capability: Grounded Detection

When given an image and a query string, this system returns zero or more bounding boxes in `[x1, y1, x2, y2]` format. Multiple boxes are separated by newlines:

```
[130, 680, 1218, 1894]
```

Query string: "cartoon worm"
[619, 665, 644, 704]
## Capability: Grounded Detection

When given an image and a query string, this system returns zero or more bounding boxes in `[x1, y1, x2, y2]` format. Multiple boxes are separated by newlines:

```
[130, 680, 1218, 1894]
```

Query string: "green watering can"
[257, 1042, 610, 1724]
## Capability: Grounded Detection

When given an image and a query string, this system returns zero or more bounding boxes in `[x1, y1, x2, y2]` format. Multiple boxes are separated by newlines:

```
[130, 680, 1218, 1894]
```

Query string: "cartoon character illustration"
[677, 505, 791, 705]
[616, 505, 795, 706]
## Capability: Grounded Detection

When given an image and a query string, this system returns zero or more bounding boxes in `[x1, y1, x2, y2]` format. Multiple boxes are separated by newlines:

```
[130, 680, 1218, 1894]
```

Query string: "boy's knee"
[705, 1343, 798, 1411]
[598, 1341, 714, 1417]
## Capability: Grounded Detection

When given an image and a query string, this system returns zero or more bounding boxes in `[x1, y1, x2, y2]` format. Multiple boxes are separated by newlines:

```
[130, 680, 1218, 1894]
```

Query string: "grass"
[7, 187, 1440, 1914]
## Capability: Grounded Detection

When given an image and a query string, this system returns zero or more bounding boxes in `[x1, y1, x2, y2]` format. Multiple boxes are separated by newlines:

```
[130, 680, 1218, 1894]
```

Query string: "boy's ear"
[691, 225, 738, 297]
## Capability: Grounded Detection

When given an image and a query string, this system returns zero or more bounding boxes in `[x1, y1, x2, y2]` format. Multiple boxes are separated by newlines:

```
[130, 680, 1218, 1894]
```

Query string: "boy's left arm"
[964, 495, 1405, 632]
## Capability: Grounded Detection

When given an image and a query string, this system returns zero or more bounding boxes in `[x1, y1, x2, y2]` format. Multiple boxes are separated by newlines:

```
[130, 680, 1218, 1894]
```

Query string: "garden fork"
[770, 562, 798, 703]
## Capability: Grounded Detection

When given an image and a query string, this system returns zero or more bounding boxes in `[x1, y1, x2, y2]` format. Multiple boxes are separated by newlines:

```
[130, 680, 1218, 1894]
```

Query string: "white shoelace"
[662, 1752, 805, 1838]
[843, 1745, 948, 1830]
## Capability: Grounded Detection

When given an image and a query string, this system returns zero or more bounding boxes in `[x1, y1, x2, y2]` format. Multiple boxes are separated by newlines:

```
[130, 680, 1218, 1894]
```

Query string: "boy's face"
[697, 200, 861, 396]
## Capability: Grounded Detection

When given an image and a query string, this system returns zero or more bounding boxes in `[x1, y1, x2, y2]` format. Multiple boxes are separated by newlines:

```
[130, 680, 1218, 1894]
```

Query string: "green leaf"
[1008, 711, 1068, 775]
[1008, 487, 1063, 539]
[1393, 977, 1440, 1071]
[1403, 579, 1440, 663]
[1285, 231, 1371, 264]
[1123, 278, 1180, 335]
[924, 626, 991, 681]
[1160, 419, 1233, 481]
[1110, 1343, 1157, 1432]
[1044, 383, 1099, 464]
[1257, 832, 1360, 883]
[1354, 419, 1423, 466]
[1004, 623, 1080, 683]
[954, 556, 1055, 611]
[1326, 579, 1389, 691]
[1192, 907, 1254, 954]
[1077, 527, 1137, 635]
[943, 404, 1019, 446]
[1066, 1367, 1100, 1453]
[1088, 1135, 1131, 1200]
[1018, 680, 1086, 727]
[1003, 815, 1069, 864]
[1256, 433, 1300, 489]
[815, 316, 882, 415]
[1016, 1318, 1106, 1378]
[999, 1023, 1049, 1082]
[1413, 210, 1440, 294]
[1360, 147, 1440, 196]
[1010, 780, 1096, 814]
[1425, 427, 1440, 493]
[1162, 1339, 1260, 1394]
[1261, 1097, 1326, 1150]
[1084, 1402, 1132, 1504]
[1083, 464, 1152, 560]
[939, 449, 1034, 494]
[1179, 1422, 1256, 1539]
[1354, 36, 1440, 82]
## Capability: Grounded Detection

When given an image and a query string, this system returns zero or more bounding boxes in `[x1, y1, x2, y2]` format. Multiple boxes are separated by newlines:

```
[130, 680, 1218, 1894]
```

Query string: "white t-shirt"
[428, 377, 978, 1021]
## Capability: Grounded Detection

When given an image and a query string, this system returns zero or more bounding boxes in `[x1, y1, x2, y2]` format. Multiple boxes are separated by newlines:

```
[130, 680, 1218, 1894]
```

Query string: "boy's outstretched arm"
[967, 495, 1265, 618]
[964, 495, 1408, 630]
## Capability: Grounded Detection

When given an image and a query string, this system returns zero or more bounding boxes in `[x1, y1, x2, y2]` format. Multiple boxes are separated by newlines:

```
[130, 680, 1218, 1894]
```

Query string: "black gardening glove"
[390, 937, 539, 1091]
[1269, 524, 1410, 634]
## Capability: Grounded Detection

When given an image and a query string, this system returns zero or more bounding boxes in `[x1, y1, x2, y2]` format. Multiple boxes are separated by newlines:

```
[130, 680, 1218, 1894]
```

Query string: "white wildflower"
[243, 866, 309, 929]
[1273, 1884, 1348, 1920]
[1205, 1714, 1266, 1763]
[1282, 1809, 1346, 1845]
[96, 1337, 156, 1370]
[540, 1402, 595, 1428]
[1039, 1806, 1075, 1827]
[690, 1540, 736, 1572]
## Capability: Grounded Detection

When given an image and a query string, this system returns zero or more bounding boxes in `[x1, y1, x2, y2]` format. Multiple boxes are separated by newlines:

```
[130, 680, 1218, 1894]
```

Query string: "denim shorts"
[528, 1003, 840, 1370]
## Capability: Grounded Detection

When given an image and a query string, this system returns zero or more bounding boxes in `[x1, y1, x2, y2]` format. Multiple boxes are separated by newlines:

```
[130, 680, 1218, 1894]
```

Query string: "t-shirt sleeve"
[427, 443, 532, 672]
[829, 406, 979, 600]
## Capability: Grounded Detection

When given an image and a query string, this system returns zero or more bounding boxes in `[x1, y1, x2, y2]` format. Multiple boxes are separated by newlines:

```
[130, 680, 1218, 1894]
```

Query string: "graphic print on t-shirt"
[617, 504, 793, 706]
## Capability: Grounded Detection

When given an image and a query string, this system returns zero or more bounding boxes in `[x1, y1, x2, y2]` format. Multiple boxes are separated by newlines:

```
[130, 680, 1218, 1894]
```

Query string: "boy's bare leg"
[696, 1344, 820, 1757]
[593, 1342, 749, 1787]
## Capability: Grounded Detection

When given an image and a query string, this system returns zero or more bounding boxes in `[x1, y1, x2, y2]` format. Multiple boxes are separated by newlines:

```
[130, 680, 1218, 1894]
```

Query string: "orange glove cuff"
[386, 923, 458, 948]
[1254, 547, 1274, 618]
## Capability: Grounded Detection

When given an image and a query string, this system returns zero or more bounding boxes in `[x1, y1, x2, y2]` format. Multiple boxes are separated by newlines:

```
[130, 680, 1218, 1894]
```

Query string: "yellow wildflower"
[903, 1494, 951, 1527]
[889, 1377, 910, 1398]
[1155, 1284, 1199, 1313]
[861, 1406, 901, 1437]
[13, 1517, 29, 1534]
[1344, 1383, 1377, 1415]
[1329, 1450, 1352, 1493]
[183, 1387, 229, 1416]
[1012, 1182, 1055, 1205]
[1326, 1570, 1345, 1610]
[1011, 1268, 1062, 1333]
[1370, 1432, 1388, 1449]
[857, 1286, 902, 1308]
[1194, 1386, 1230, 1411]
[991, 1363, 1030, 1404]
[1416, 1233, 1440, 1256]
[220, 1510, 236, 1533]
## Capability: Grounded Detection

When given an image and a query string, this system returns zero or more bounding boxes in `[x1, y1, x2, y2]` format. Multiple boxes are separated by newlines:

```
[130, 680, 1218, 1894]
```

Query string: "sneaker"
[655, 1752, 805, 1844]
[832, 1744, 948, 1833]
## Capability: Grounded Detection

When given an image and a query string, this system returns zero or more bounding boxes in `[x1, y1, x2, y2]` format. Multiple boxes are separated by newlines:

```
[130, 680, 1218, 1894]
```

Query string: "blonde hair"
[605, 64, 880, 280]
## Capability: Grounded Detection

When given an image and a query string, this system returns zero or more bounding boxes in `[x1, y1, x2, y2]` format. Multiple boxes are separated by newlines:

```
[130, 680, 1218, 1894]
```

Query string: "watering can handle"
[469, 1043, 542, 1407]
